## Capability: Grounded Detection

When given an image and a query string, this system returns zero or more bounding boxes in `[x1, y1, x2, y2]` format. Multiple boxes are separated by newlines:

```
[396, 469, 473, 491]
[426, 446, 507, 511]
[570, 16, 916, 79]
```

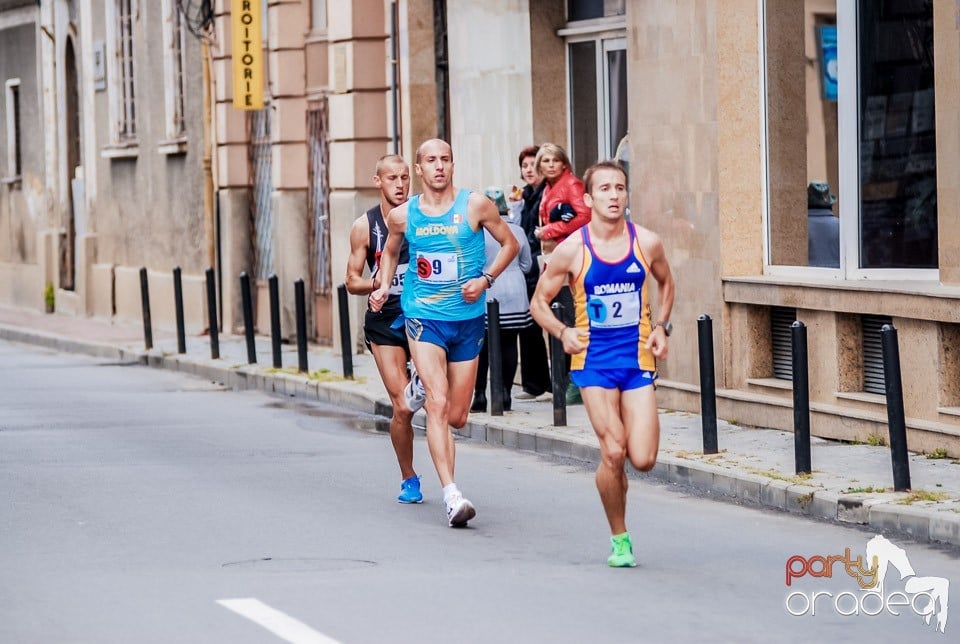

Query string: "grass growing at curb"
[925, 447, 949, 459]
[845, 486, 887, 494]
[746, 467, 816, 486]
[898, 489, 950, 504]
[264, 366, 364, 384]
[866, 435, 887, 447]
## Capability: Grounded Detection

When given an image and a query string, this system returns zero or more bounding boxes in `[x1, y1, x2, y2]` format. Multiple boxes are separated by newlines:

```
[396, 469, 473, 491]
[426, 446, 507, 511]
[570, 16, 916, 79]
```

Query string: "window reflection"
[858, 0, 937, 269]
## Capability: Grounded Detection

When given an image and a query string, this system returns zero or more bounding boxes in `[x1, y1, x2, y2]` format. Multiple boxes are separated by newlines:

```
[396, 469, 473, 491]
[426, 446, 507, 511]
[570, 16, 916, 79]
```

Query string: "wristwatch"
[656, 320, 673, 336]
[483, 272, 496, 287]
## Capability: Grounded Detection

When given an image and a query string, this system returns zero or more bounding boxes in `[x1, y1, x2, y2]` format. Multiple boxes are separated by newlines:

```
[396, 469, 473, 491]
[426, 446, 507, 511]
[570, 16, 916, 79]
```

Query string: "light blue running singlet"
[401, 189, 486, 321]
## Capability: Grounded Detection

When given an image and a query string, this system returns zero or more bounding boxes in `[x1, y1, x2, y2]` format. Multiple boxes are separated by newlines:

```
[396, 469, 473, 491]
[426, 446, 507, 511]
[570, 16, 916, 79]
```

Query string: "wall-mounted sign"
[231, 0, 263, 110]
[818, 25, 837, 102]
[92, 40, 106, 91]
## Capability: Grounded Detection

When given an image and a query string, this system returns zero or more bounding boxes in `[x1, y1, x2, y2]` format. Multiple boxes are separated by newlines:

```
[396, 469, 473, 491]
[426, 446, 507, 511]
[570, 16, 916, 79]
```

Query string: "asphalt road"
[1, 339, 957, 643]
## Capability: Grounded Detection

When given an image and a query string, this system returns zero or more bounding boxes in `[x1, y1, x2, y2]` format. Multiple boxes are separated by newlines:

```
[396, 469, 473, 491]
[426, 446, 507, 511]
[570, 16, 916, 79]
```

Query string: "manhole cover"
[221, 557, 377, 572]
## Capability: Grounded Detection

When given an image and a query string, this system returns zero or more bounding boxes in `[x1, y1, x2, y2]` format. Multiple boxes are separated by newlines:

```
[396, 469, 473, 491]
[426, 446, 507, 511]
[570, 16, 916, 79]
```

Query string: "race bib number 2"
[587, 292, 641, 329]
[416, 252, 458, 283]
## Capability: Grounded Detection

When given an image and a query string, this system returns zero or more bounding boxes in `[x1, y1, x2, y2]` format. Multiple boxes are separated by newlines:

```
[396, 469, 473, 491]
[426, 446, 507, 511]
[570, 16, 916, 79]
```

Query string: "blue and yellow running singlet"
[570, 222, 656, 373]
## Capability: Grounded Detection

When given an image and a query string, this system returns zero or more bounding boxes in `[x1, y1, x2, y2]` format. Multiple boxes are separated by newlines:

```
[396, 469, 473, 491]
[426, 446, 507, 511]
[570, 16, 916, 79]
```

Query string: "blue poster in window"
[818, 25, 838, 102]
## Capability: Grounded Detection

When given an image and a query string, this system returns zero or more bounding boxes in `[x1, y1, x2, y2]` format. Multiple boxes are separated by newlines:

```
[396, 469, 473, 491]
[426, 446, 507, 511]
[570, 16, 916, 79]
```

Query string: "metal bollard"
[239, 272, 257, 364]
[487, 299, 504, 416]
[791, 321, 811, 475]
[139, 267, 153, 350]
[549, 302, 567, 427]
[173, 266, 186, 354]
[294, 278, 309, 373]
[337, 284, 354, 379]
[205, 267, 219, 359]
[881, 324, 911, 491]
[697, 315, 719, 454]
[269, 274, 282, 369]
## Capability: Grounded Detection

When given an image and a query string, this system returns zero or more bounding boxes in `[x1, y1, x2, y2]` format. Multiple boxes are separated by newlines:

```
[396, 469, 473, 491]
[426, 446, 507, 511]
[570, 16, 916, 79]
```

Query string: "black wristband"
[483, 272, 495, 287]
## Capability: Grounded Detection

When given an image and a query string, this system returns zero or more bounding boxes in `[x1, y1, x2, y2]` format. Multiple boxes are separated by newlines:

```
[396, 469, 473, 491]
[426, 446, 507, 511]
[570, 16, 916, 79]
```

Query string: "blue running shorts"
[570, 368, 657, 391]
[404, 315, 486, 363]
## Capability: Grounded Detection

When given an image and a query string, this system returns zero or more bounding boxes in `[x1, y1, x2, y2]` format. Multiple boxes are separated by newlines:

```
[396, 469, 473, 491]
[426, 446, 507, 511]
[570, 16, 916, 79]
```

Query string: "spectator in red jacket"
[534, 142, 591, 257]
[532, 142, 590, 405]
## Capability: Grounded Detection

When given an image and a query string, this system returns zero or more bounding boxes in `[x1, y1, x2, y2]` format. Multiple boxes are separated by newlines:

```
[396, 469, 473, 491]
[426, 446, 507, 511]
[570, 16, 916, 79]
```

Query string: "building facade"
[2, 0, 958, 454]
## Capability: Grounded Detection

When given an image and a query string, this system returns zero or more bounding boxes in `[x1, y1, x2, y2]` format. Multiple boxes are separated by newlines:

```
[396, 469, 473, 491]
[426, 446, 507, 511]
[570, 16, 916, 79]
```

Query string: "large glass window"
[567, 0, 624, 21]
[567, 37, 626, 176]
[763, 0, 937, 275]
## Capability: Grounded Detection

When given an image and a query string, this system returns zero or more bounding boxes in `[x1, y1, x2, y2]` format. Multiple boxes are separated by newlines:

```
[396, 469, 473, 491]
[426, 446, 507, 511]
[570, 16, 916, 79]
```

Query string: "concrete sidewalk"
[1, 305, 959, 547]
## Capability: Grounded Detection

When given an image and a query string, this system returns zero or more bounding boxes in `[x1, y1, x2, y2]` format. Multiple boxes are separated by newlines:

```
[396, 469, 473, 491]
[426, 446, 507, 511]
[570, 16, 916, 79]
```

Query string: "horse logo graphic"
[785, 535, 950, 632]
[865, 535, 949, 633]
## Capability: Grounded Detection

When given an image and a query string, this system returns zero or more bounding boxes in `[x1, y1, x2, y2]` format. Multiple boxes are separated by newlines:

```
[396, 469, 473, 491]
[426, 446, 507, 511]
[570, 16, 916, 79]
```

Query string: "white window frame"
[560, 16, 627, 169]
[311, 0, 327, 35]
[759, 0, 938, 281]
[4, 79, 21, 181]
[105, 0, 138, 148]
[161, 0, 187, 144]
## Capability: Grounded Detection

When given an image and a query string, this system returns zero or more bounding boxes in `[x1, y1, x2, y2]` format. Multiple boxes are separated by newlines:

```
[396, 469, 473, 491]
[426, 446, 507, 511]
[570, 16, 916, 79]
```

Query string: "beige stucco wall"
[627, 0, 722, 391]
[446, 0, 535, 190]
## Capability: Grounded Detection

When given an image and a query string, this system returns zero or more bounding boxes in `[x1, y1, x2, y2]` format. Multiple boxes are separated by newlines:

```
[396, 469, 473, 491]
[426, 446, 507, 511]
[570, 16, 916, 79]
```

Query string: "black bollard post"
[139, 267, 153, 350]
[269, 274, 282, 369]
[791, 321, 811, 475]
[337, 283, 354, 379]
[239, 272, 257, 364]
[173, 266, 186, 354]
[697, 314, 718, 454]
[294, 278, 309, 373]
[549, 302, 567, 427]
[881, 324, 911, 491]
[205, 267, 219, 359]
[487, 299, 504, 416]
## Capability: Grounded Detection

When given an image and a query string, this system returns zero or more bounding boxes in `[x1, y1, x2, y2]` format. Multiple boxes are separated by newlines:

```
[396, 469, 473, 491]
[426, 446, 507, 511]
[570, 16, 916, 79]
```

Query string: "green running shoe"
[608, 532, 637, 567]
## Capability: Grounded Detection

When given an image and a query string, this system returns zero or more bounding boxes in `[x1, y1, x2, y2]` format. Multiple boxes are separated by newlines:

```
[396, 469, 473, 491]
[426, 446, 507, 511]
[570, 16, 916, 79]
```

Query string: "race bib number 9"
[586, 293, 641, 329]
[389, 263, 408, 295]
[416, 252, 458, 283]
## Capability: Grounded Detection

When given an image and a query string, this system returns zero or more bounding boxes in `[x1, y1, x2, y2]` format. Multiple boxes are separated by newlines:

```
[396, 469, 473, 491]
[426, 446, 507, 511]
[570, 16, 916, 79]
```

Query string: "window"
[562, 4, 627, 175]
[771, 306, 797, 380]
[4, 79, 22, 180]
[311, 0, 327, 33]
[861, 314, 891, 395]
[762, 0, 937, 278]
[567, 0, 624, 21]
[107, 0, 138, 144]
[162, 0, 187, 141]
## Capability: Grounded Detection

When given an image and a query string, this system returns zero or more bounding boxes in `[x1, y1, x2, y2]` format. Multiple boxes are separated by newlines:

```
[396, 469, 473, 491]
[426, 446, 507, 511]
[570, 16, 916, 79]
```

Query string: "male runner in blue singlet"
[370, 139, 519, 527]
[531, 160, 675, 566]
[346, 155, 425, 503]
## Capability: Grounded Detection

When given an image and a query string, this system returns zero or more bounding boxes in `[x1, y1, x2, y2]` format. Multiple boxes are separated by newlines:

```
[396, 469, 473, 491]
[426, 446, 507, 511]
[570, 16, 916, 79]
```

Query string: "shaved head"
[415, 138, 453, 164]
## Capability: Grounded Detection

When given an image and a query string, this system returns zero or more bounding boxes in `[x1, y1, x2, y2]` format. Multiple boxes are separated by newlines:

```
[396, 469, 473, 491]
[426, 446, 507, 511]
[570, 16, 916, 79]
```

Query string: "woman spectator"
[472, 188, 533, 413]
[510, 146, 552, 401]
[533, 142, 590, 405]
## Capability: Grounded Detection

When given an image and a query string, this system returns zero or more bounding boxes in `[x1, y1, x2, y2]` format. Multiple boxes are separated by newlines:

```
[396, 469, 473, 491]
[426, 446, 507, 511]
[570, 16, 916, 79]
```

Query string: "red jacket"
[538, 168, 591, 242]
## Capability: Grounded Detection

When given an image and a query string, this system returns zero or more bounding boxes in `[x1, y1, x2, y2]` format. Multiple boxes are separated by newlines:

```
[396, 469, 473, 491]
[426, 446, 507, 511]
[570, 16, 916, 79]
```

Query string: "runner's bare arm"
[638, 227, 675, 359]
[462, 193, 519, 304]
[369, 205, 408, 312]
[530, 236, 587, 354]
[345, 216, 374, 296]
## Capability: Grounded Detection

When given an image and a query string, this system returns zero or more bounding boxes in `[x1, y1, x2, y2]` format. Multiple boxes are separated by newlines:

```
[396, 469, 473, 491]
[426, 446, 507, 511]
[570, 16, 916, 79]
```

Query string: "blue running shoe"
[398, 475, 423, 504]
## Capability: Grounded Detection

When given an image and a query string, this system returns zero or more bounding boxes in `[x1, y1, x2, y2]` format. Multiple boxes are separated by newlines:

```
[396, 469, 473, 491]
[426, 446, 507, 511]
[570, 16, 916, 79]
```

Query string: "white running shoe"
[403, 361, 426, 412]
[446, 493, 476, 527]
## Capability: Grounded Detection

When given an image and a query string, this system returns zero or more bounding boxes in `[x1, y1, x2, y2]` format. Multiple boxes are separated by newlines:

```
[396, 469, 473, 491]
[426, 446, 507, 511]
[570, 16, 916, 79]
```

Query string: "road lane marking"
[217, 598, 341, 644]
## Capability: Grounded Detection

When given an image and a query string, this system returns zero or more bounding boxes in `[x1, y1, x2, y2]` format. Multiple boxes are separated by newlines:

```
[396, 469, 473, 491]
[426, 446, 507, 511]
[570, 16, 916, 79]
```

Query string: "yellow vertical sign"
[232, 0, 263, 109]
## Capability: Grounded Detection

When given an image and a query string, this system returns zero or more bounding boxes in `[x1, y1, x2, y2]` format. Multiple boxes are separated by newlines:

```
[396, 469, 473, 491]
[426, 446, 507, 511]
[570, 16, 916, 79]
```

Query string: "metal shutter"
[862, 315, 892, 395]
[771, 307, 797, 380]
